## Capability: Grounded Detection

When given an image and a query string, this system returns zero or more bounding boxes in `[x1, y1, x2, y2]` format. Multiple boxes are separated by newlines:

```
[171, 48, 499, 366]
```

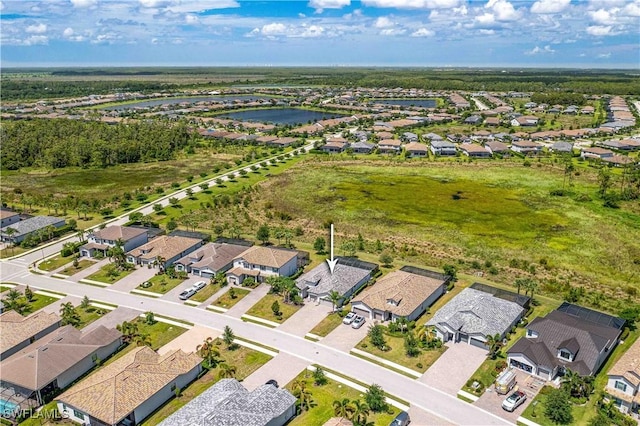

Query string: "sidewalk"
[225, 284, 270, 318]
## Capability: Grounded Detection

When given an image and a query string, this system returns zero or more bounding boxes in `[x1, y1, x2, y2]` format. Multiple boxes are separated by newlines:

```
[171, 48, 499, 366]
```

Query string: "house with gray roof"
[80, 225, 148, 258]
[350, 141, 376, 154]
[429, 140, 457, 156]
[296, 257, 378, 307]
[0, 216, 66, 244]
[158, 378, 296, 426]
[426, 284, 528, 349]
[507, 302, 624, 380]
[174, 242, 250, 278]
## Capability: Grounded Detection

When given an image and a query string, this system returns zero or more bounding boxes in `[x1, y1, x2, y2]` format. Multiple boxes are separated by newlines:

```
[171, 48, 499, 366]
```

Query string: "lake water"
[374, 99, 437, 108]
[220, 108, 348, 125]
[103, 95, 273, 110]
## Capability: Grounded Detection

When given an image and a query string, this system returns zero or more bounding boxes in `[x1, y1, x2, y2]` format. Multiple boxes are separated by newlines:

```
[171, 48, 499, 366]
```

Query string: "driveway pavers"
[419, 341, 487, 396]
[474, 369, 542, 423]
[277, 301, 333, 337]
[157, 325, 218, 355]
[320, 317, 370, 352]
[241, 352, 310, 391]
[225, 283, 270, 318]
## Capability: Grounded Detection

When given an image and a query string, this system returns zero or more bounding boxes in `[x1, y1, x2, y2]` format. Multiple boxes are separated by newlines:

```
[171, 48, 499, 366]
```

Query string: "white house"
[605, 338, 640, 415]
[226, 246, 298, 285]
[80, 226, 148, 258]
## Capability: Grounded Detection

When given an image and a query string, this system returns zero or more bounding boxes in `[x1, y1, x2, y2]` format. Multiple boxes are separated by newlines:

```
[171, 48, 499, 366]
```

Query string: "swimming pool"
[0, 398, 19, 417]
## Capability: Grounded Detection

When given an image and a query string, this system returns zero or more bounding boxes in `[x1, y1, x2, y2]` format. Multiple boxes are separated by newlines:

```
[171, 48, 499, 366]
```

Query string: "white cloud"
[485, 0, 520, 21]
[63, 27, 74, 37]
[411, 27, 434, 36]
[525, 44, 555, 55]
[26, 23, 47, 34]
[624, 1, 640, 16]
[300, 24, 325, 37]
[139, 0, 169, 7]
[0, 2, 4, 11]
[374, 16, 394, 28]
[185, 14, 199, 24]
[474, 13, 495, 25]
[362, 0, 460, 9]
[586, 25, 613, 36]
[23, 35, 49, 45]
[70, 0, 97, 8]
[380, 28, 406, 35]
[261, 22, 288, 36]
[479, 29, 495, 35]
[589, 8, 615, 25]
[530, 0, 570, 14]
[598, 52, 612, 58]
[309, 0, 350, 13]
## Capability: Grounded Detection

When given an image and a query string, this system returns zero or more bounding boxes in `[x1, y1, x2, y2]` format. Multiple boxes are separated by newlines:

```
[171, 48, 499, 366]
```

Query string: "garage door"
[374, 311, 384, 321]
[353, 307, 370, 318]
[470, 337, 488, 349]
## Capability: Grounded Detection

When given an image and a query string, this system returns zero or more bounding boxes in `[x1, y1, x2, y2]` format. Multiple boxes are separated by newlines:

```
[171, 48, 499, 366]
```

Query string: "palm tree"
[525, 279, 539, 299]
[332, 398, 354, 418]
[116, 320, 140, 344]
[196, 337, 221, 369]
[134, 332, 152, 347]
[328, 290, 342, 312]
[294, 384, 313, 412]
[351, 400, 370, 425]
[217, 363, 237, 379]
[486, 333, 503, 359]
[2, 289, 28, 314]
[60, 302, 81, 327]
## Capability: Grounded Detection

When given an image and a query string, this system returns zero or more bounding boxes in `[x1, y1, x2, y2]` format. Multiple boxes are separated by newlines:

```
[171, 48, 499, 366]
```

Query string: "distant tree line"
[1, 118, 194, 170]
[530, 92, 586, 106]
[0, 80, 176, 101]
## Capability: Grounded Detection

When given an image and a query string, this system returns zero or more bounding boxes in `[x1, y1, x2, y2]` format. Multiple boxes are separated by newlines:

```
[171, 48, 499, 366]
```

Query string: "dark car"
[265, 379, 279, 388]
[390, 411, 411, 426]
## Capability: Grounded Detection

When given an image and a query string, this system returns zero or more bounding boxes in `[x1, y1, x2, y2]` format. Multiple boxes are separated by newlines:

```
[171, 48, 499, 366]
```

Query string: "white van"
[495, 369, 517, 395]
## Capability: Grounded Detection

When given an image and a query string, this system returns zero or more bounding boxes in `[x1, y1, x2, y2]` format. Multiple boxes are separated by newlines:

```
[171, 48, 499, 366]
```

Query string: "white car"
[501, 390, 527, 412]
[343, 312, 357, 324]
[351, 315, 366, 329]
[192, 280, 207, 291]
[179, 288, 197, 300]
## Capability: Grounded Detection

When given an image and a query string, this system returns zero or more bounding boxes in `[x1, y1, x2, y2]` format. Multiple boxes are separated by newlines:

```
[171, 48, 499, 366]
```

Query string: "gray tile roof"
[296, 257, 376, 298]
[159, 379, 296, 426]
[426, 287, 524, 338]
[1, 216, 65, 238]
[176, 242, 248, 272]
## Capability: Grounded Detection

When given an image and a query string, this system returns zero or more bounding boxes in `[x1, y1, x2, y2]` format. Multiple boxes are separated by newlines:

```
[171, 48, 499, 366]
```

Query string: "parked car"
[265, 379, 279, 388]
[192, 280, 207, 291]
[389, 411, 411, 426]
[343, 312, 357, 324]
[351, 315, 365, 329]
[179, 288, 197, 300]
[501, 390, 526, 412]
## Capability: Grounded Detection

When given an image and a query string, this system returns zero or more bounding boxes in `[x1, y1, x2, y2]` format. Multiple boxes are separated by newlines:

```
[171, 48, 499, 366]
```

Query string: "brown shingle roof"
[0, 210, 19, 220]
[235, 246, 297, 269]
[92, 226, 146, 242]
[57, 346, 201, 425]
[353, 270, 446, 316]
[404, 142, 428, 152]
[0, 310, 60, 355]
[127, 235, 202, 261]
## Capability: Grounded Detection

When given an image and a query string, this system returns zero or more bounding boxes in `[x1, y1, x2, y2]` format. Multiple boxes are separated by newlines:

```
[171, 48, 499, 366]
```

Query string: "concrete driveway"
[419, 341, 487, 396]
[160, 275, 208, 302]
[278, 302, 334, 337]
[241, 352, 310, 391]
[474, 370, 543, 423]
[320, 318, 370, 352]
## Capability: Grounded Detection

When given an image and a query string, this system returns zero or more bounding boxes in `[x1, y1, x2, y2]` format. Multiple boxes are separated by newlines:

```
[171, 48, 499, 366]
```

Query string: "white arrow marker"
[326, 223, 338, 274]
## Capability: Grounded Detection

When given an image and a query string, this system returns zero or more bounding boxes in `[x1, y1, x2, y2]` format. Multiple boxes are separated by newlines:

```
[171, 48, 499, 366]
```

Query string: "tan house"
[57, 346, 202, 426]
[126, 235, 203, 268]
[226, 246, 299, 285]
[605, 338, 640, 416]
[351, 266, 451, 322]
[0, 310, 60, 359]
[404, 142, 429, 157]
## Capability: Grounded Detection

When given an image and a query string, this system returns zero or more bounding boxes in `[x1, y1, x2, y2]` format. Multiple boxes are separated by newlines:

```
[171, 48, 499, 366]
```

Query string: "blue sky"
[1, 0, 639, 68]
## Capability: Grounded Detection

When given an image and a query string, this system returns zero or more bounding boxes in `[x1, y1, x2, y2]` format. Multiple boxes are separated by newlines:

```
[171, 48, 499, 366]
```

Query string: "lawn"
[39, 255, 74, 272]
[310, 312, 345, 337]
[211, 287, 250, 309]
[86, 264, 136, 283]
[245, 293, 302, 324]
[191, 282, 222, 303]
[355, 331, 447, 373]
[137, 274, 186, 294]
[59, 259, 95, 276]
[27, 294, 60, 313]
[285, 370, 399, 426]
[140, 342, 272, 425]
[77, 306, 106, 329]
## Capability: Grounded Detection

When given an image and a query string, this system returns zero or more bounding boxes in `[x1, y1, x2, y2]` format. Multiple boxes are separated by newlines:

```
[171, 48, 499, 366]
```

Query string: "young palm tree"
[196, 337, 221, 369]
[217, 363, 237, 379]
[351, 400, 370, 425]
[59, 302, 81, 327]
[134, 332, 152, 347]
[485, 334, 503, 359]
[332, 398, 354, 418]
[328, 290, 342, 312]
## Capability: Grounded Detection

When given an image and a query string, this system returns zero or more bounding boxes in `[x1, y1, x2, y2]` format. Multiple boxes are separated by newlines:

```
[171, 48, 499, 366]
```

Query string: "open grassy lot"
[86, 264, 135, 283]
[140, 342, 272, 426]
[285, 370, 399, 426]
[137, 274, 185, 294]
[211, 287, 249, 309]
[255, 159, 640, 304]
[39, 255, 74, 271]
[59, 259, 94, 276]
[245, 293, 302, 323]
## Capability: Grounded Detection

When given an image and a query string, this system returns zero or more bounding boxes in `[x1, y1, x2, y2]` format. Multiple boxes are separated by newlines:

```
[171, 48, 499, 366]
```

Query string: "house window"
[171, 383, 177, 392]
[559, 350, 572, 361]
[615, 381, 628, 392]
[73, 410, 85, 420]
[260, 265, 266, 271]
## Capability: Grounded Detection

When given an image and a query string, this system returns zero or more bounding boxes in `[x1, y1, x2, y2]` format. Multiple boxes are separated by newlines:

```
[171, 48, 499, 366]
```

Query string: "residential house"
[484, 117, 501, 127]
[464, 115, 483, 125]
[604, 337, 640, 415]
[426, 284, 529, 349]
[267, 137, 298, 148]
[401, 132, 419, 142]
[158, 378, 296, 426]
[0, 209, 20, 228]
[321, 140, 349, 154]
[226, 246, 299, 285]
[126, 235, 203, 268]
[57, 346, 202, 426]
[0, 325, 122, 407]
[80, 226, 148, 258]
[510, 115, 539, 127]
[174, 242, 250, 278]
[599, 139, 640, 151]
[459, 143, 492, 158]
[404, 142, 429, 157]
[603, 155, 635, 167]
[580, 106, 595, 115]
[510, 140, 542, 155]
[422, 132, 443, 142]
[378, 139, 402, 155]
[430, 140, 457, 156]
[581, 147, 614, 160]
[351, 266, 450, 322]
[551, 141, 574, 153]
[507, 302, 624, 380]
[296, 257, 378, 306]
[0, 311, 60, 359]
[0, 216, 66, 244]
[484, 141, 510, 155]
[350, 141, 375, 154]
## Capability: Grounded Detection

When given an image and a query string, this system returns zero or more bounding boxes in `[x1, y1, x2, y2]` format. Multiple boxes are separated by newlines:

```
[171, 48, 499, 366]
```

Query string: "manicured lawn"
[140, 342, 272, 426]
[211, 287, 250, 309]
[59, 259, 95, 276]
[310, 312, 345, 337]
[137, 274, 186, 294]
[77, 306, 106, 329]
[191, 282, 222, 303]
[245, 293, 302, 324]
[86, 264, 136, 283]
[17, 401, 60, 426]
[0, 285, 14, 292]
[39, 255, 74, 272]
[355, 331, 447, 373]
[27, 294, 60, 313]
[285, 371, 399, 426]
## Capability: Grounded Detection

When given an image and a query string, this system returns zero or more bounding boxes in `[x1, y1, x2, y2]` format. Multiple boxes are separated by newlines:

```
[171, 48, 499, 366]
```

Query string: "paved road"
[0, 261, 511, 426]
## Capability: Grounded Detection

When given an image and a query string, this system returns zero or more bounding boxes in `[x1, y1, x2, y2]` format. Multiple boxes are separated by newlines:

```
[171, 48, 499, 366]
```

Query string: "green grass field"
[212, 287, 249, 309]
[59, 259, 95, 276]
[86, 264, 135, 283]
[190, 282, 222, 302]
[137, 274, 186, 294]
[245, 293, 302, 323]
[310, 312, 345, 337]
[39, 255, 74, 271]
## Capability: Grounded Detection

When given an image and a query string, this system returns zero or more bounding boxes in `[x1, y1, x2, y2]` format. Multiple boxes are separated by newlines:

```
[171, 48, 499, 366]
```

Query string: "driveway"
[109, 266, 157, 291]
[241, 352, 310, 391]
[419, 341, 487, 396]
[320, 318, 370, 352]
[277, 302, 333, 337]
[83, 306, 143, 332]
[225, 283, 270, 318]
[160, 275, 207, 302]
[474, 370, 543, 423]
[157, 325, 218, 355]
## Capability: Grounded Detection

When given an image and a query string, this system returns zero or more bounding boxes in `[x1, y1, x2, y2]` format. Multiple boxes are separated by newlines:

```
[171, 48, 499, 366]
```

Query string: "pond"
[103, 95, 274, 110]
[220, 108, 348, 125]
[374, 99, 437, 108]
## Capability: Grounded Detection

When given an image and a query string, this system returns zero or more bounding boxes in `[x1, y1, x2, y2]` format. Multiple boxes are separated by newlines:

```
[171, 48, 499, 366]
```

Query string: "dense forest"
[0, 80, 177, 101]
[0, 119, 194, 170]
